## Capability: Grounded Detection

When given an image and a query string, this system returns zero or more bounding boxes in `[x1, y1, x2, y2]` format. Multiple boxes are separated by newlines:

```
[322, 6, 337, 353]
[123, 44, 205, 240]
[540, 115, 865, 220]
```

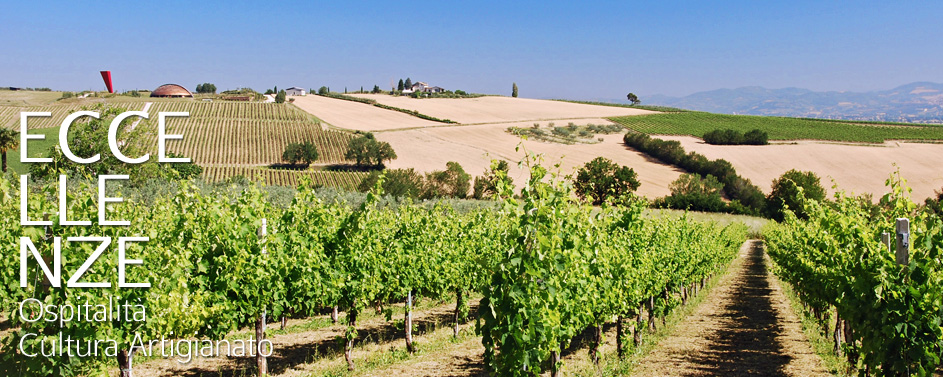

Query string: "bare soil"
[349, 94, 656, 124]
[131, 299, 474, 377]
[122, 240, 836, 377]
[359, 330, 488, 377]
[376, 123, 683, 198]
[291, 95, 443, 131]
[661, 135, 943, 200]
[631, 240, 830, 377]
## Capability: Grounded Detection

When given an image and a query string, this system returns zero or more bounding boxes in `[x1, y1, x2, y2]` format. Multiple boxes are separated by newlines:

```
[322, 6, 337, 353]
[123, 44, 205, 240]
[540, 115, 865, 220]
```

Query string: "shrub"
[573, 157, 640, 205]
[552, 127, 571, 137]
[924, 189, 943, 217]
[766, 169, 826, 221]
[702, 128, 768, 145]
[275, 90, 287, 103]
[422, 161, 471, 199]
[743, 129, 768, 145]
[724, 176, 766, 213]
[473, 160, 513, 199]
[703, 129, 743, 145]
[358, 168, 424, 198]
[655, 173, 727, 212]
[166, 152, 203, 179]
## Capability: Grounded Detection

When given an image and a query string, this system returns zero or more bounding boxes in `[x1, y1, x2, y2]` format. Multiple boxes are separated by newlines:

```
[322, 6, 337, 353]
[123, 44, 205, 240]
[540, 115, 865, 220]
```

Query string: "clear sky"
[2, 1, 941, 100]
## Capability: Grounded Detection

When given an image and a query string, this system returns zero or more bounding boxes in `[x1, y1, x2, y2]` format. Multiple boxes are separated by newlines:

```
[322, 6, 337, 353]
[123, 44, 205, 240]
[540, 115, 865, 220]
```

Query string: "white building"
[403, 82, 445, 94]
[285, 87, 306, 96]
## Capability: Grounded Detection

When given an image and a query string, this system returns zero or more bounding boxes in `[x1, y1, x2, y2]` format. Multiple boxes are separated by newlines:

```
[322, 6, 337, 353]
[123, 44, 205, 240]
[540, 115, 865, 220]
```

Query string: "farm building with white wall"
[285, 87, 306, 96]
[403, 82, 445, 94]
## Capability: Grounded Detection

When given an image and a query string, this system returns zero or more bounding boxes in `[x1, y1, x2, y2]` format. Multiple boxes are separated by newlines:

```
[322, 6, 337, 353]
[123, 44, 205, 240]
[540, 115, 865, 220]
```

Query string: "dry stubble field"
[349, 93, 655, 124]
[291, 95, 442, 132]
[294, 94, 943, 200]
[377, 121, 683, 199]
[661, 136, 943, 200]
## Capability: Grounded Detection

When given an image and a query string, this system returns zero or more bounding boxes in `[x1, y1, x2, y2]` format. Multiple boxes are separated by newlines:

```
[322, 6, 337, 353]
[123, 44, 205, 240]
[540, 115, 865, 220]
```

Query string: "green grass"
[645, 208, 769, 235]
[610, 111, 943, 143]
[7, 126, 58, 175]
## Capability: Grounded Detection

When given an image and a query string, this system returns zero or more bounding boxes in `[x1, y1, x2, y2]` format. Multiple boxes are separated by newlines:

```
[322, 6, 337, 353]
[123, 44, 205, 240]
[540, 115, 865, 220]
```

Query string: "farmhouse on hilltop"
[285, 87, 306, 96]
[403, 81, 445, 94]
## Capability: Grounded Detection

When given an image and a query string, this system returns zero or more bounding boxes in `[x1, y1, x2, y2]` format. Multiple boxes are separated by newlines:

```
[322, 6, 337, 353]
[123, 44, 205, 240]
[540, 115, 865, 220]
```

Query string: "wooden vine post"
[405, 289, 415, 353]
[881, 232, 892, 253]
[895, 218, 909, 266]
[256, 218, 268, 376]
[452, 289, 464, 338]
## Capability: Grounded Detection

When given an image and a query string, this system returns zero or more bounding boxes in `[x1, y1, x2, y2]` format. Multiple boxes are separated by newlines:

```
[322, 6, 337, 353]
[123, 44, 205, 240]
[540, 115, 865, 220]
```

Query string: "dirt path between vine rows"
[132, 298, 475, 377]
[631, 240, 829, 377]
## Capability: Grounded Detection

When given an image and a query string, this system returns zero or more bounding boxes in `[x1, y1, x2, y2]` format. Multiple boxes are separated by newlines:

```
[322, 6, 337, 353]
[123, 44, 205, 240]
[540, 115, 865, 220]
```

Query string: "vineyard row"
[200, 166, 367, 189]
[1, 161, 748, 376]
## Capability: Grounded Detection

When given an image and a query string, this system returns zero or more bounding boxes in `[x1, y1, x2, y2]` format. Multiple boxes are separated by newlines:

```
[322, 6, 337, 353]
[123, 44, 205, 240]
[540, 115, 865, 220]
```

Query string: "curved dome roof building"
[150, 84, 193, 98]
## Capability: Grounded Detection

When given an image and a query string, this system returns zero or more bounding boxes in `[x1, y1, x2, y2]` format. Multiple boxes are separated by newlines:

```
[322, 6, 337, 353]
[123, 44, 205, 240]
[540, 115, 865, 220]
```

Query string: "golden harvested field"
[350, 93, 656, 124]
[291, 94, 443, 131]
[291, 94, 678, 196]
[376, 120, 684, 198]
[294, 93, 943, 200]
[660, 136, 943, 200]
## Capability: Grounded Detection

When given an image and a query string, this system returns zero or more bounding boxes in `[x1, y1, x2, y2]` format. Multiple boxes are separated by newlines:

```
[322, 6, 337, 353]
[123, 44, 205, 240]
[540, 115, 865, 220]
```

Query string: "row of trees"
[653, 169, 825, 220]
[195, 83, 217, 94]
[397, 78, 414, 91]
[702, 128, 768, 145]
[347, 155, 643, 206]
[280, 133, 397, 169]
[624, 132, 767, 215]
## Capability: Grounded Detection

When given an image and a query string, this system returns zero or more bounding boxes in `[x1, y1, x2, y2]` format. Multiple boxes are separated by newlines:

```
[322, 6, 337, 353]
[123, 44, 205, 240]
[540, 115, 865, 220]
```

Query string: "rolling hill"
[640, 82, 943, 123]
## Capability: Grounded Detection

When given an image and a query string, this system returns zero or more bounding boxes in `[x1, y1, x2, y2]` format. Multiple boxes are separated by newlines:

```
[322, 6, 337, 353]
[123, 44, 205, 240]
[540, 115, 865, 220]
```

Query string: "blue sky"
[2, 1, 941, 100]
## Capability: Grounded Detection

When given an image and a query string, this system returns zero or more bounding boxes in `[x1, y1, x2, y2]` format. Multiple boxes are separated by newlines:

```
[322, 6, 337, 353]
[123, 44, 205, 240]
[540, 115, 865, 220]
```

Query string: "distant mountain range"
[608, 82, 943, 123]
